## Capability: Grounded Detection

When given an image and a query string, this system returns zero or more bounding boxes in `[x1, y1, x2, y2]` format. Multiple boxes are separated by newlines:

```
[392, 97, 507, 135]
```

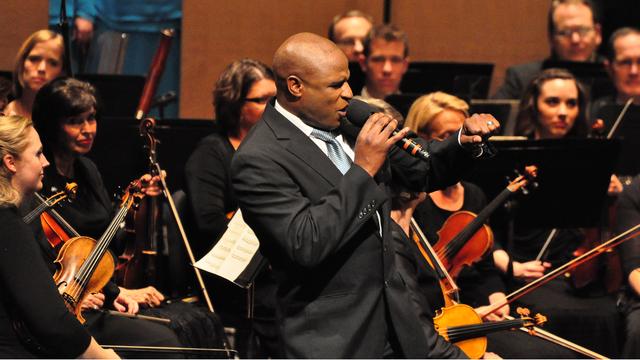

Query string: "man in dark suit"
[231, 32, 499, 358]
[494, 0, 603, 100]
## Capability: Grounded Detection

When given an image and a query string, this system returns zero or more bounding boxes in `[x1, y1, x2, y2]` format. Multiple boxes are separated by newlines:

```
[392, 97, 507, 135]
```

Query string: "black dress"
[409, 182, 580, 358]
[0, 205, 91, 358]
[38, 156, 183, 355]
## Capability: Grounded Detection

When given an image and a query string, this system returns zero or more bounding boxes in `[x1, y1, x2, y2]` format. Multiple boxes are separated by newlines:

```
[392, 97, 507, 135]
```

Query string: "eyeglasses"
[554, 26, 594, 38]
[244, 96, 273, 104]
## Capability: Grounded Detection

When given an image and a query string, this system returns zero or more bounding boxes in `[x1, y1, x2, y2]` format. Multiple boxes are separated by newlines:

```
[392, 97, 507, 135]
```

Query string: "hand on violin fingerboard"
[139, 171, 167, 197]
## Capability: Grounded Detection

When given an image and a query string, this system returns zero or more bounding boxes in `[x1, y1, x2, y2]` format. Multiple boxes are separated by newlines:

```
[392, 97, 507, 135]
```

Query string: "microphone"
[345, 98, 430, 161]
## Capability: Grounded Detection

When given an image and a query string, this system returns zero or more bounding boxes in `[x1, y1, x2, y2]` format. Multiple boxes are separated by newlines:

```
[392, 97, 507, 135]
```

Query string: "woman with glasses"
[184, 58, 277, 357]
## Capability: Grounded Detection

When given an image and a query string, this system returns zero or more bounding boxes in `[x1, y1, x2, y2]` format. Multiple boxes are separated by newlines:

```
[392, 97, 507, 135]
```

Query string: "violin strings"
[446, 319, 522, 341]
[67, 200, 132, 301]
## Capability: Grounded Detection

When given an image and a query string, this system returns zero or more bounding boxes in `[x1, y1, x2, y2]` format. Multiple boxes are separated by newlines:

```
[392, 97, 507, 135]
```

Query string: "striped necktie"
[310, 128, 352, 174]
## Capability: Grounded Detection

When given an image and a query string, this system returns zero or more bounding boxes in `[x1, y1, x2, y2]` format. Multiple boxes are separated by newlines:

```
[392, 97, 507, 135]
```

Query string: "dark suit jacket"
[231, 102, 470, 358]
[493, 60, 544, 100]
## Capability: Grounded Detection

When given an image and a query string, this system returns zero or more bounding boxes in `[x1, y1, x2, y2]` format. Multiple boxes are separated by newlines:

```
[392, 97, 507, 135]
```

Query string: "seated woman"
[30, 77, 183, 355]
[0, 115, 116, 358]
[493, 68, 622, 357]
[184, 58, 277, 357]
[5, 30, 65, 118]
[401, 92, 580, 358]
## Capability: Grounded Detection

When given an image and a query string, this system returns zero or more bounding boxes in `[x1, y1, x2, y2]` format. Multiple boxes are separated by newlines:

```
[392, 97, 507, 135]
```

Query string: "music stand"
[76, 74, 146, 118]
[542, 60, 615, 101]
[400, 61, 494, 100]
[385, 93, 421, 118]
[465, 138, 620, 229]
[595, 103, 640, 175]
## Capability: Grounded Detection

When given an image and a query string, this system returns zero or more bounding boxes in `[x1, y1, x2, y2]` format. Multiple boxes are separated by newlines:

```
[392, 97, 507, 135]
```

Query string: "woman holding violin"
[0, 115, 116, 358]
[497, 68, 622, 357]
[30, 77, 182, 353]
[398, 93, 578, 358]
[184, 58, 278, 357]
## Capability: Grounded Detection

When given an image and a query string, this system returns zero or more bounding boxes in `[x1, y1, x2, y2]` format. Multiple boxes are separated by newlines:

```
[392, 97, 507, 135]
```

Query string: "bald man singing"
[231, 32, 499, 358]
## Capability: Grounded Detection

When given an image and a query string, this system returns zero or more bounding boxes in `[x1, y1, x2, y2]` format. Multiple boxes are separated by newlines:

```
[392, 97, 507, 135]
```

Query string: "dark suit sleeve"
[0, 209, 91, 357]
[392, 224, 468, 358]
[389, 134, 473, 194]
[232, 150, 388, 268]
[493, 66, 525, 100]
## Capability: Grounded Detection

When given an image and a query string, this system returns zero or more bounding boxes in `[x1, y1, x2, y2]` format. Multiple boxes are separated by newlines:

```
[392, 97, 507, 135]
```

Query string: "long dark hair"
[515, 68, 588, 138]
[213, 59, 274, 137]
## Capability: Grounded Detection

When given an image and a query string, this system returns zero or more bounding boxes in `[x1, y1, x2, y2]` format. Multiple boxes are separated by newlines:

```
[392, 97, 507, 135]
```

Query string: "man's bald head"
[273, 32, 348, 92]
[271, 32, 353, 130]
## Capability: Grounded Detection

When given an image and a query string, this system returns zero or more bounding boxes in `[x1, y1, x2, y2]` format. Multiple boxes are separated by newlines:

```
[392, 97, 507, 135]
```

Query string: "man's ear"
[2, 154, 16, 174]
[287, 75, 304, 98]
[604, 59, 614, 79]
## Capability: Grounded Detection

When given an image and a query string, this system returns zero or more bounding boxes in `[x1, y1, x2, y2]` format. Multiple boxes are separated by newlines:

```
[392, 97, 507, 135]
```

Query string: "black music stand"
[401, 61, 494, 100]
[76, 74, 146, 118]
[465, 138, 620, 229]
[595, 103, 640, 176]
[542, 60, 615, 101]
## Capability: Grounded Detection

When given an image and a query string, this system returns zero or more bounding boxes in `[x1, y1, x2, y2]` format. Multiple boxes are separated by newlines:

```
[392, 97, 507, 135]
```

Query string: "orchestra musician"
[29, 77, 183, 354]
[184, 58, 278, 357]
[494, 68, 622, 357]
[0, 114, 116, 358]
[4, 30, 65, 119]
[230, 32, 499, 358]
[399, 92, 578, 357]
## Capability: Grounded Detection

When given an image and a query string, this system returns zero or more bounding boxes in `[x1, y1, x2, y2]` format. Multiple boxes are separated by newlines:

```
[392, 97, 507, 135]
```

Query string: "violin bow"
[481, 222, 640, 319]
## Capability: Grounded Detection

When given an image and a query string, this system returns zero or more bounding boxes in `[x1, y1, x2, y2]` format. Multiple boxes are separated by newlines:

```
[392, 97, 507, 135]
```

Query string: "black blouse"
[0, 206, 91, 357]
[413, 181, 506, 307]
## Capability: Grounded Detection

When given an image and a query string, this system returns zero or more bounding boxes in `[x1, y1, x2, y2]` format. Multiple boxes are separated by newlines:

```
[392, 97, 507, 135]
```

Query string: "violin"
[54, 180, 144, 323]
[564, 116, 629, 293]
[409, 219, 546, 358]
[434, 166, 538, 278]
[115, 119, 161, 288]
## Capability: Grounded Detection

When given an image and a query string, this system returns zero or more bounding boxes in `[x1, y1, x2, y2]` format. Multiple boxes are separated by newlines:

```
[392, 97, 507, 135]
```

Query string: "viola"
[434, 166, 538, 278]
[409, 219, 545, 358]
[54, 180, 144, 323]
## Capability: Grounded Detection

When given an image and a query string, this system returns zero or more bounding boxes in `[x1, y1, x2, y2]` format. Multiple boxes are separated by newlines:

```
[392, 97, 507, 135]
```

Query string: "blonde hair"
[0, 116, 34, 207]
[13, 30, 65, 99]
[404, 91, 469, 136]
[352, 96, 404, 123]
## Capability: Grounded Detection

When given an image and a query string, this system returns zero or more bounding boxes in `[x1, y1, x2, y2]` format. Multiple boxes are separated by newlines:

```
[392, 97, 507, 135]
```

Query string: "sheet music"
[194, 210, 260, 285]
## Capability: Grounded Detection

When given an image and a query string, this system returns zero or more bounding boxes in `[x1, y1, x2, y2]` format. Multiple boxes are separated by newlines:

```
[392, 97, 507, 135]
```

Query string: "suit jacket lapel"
[262, 104, 343, 186]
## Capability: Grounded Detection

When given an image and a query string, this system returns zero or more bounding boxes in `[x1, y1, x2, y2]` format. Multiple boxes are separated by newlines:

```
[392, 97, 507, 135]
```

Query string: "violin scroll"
[516, 307, 547, 335]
